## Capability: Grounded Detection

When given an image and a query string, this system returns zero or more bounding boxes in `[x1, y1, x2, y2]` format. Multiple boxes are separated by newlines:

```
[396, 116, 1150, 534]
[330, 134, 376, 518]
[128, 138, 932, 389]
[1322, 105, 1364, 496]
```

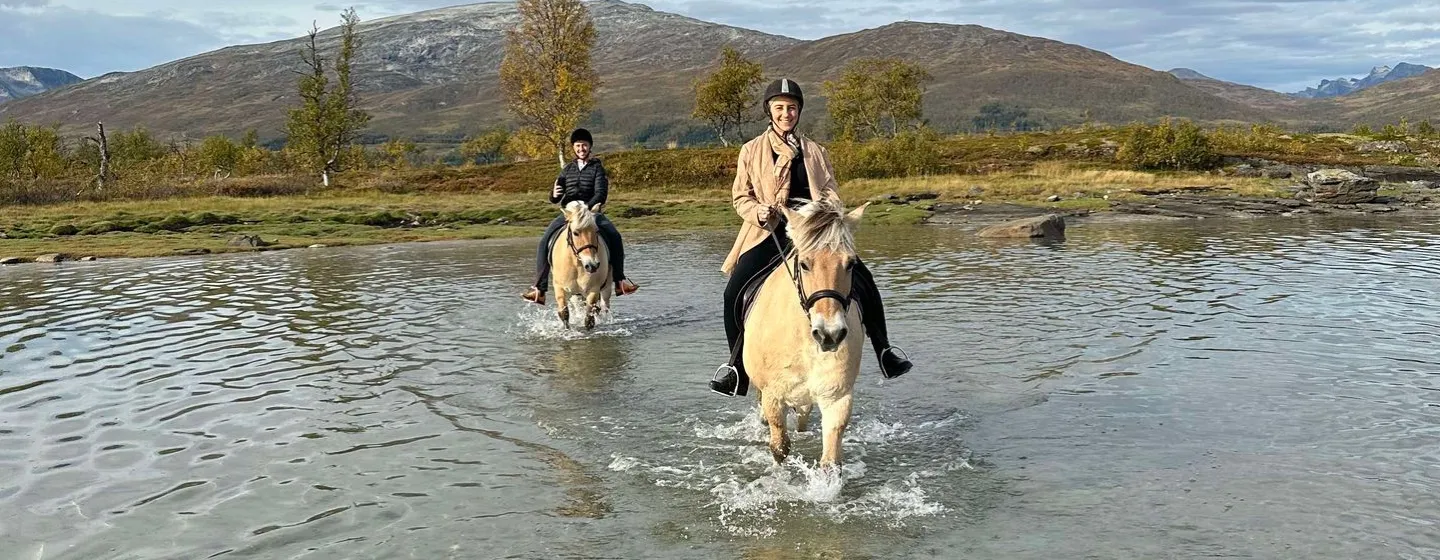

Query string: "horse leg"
[818, 395, 853, 472]
[761, 391, 790, 465]
[795, 404, 814, 433]
[555, 287, 570, 328]
[584, 291, 600, 330]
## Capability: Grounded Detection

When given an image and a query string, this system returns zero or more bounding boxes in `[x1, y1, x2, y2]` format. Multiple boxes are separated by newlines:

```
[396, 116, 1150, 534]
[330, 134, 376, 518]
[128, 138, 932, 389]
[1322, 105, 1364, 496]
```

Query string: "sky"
[2, 0, 1437, 93]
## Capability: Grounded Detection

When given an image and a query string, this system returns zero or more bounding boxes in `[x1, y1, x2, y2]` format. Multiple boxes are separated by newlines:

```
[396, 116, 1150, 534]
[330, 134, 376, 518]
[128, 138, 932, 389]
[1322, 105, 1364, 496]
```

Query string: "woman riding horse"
[709, 78, 913, 396]
[522, 128, 640, 305]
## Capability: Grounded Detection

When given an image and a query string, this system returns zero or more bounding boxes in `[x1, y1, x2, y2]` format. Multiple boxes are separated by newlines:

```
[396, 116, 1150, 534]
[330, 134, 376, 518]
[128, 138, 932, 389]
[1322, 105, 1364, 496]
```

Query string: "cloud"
[0, 6, 228, 77]
[646, 0, 1440, 91]
[4, 0, 1439, 93]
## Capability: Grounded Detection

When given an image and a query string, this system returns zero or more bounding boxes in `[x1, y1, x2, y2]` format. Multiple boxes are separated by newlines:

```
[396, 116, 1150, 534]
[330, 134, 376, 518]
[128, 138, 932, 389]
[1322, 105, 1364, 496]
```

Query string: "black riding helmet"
[763, 78, 803, 113]
[569, 128, 593, 145]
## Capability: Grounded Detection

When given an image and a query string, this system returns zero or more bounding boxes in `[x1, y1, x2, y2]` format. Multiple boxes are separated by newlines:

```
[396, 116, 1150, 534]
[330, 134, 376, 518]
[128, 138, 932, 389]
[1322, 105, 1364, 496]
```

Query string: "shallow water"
[3, 215, 1440, 559]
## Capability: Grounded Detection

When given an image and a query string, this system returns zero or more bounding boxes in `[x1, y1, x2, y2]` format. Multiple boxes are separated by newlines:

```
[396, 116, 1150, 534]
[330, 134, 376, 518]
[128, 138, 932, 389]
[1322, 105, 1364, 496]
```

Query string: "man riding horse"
[522, 128, 640, 305]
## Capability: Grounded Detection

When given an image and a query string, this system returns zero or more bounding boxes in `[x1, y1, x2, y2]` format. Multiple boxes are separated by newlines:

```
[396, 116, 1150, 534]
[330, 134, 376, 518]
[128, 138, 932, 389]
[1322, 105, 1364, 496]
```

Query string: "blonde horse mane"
[564, 200, 598, 231]
[786, 198, 856, 256]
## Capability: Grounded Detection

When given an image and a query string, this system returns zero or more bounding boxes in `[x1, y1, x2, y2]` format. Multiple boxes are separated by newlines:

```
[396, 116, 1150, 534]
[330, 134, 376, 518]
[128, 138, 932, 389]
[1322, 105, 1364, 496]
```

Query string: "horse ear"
[780, 205, 802, 226]
[845, 202, 870, 230]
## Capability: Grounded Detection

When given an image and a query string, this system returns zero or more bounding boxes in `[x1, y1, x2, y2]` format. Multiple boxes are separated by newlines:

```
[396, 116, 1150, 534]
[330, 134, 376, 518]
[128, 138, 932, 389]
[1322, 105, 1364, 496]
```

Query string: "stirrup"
[710, 364, 740, 396]
[521, 288, 545, 305]
[879, 346, 912, 379]
[615, 279, 639, 296]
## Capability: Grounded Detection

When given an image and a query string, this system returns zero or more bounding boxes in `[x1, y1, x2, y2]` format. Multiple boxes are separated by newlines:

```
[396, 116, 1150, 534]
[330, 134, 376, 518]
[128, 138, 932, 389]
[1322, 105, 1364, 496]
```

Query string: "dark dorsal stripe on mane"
[787, 198, 854, 256]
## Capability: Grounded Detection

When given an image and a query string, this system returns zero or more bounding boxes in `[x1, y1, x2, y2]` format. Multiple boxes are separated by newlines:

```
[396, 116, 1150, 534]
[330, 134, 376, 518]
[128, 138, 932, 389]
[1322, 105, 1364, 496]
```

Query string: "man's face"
[573, 141, 591, 160]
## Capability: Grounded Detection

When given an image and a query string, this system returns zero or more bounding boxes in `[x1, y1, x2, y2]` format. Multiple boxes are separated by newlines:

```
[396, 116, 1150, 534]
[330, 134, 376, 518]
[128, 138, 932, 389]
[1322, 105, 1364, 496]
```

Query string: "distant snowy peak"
[0, 66, 84, 103]
[1291, 62, 1432, 98]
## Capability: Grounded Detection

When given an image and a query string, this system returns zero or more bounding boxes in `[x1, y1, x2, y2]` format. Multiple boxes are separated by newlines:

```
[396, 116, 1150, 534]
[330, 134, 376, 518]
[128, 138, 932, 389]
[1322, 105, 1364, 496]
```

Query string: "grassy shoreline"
[0, 162, 1299, 261]
[6, 125, 1437, 262]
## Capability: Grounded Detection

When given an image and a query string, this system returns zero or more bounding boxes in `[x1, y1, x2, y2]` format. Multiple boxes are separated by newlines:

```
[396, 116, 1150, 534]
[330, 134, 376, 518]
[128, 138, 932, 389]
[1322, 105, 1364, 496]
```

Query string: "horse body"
[741, 198, 869, 470]
[550, 201, 612, 330]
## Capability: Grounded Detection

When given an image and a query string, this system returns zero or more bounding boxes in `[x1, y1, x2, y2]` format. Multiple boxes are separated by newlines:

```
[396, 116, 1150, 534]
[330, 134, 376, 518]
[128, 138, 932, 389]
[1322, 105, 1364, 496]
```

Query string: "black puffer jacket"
[550, 158, 609, 207]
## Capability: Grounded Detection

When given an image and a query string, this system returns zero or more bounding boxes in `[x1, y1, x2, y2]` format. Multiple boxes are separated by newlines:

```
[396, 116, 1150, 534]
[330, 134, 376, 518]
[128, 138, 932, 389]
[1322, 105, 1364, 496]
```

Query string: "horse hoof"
[584, 316, 596, 330]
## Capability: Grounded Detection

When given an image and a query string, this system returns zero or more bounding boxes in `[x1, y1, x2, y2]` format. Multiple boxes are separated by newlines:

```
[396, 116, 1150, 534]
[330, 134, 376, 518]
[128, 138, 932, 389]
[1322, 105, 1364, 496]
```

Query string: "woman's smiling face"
[769, 96, 800, 133]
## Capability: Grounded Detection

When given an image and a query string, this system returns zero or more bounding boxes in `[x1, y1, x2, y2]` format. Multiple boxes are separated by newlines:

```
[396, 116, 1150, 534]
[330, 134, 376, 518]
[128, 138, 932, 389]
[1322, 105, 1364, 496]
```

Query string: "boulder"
[1261, 167, 1295, 179]
[227, 234, 272, 248]
[173, 248, 211, 256]
[1231, 164, 1264, 177]
[977, 214, 1066, 240]
[308, 244, 328, 249]
[1357, 140, 1410, 154]
[0, 257, 22, 265]
[34, 253, 65, 263]
[79, 256, 97, 261]
[1362, 165, 1440, 184]
[1304, 169, 1378, 204]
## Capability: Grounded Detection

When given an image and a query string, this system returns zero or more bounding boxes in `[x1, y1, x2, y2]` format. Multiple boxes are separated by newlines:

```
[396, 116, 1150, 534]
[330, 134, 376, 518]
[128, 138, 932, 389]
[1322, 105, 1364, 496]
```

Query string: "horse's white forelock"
[566, 200, 597, 231]
[788, 198, 854, 256]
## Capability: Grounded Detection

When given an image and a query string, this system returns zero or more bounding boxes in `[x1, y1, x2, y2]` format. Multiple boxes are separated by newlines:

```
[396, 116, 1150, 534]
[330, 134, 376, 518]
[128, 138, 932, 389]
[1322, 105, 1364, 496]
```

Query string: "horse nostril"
[812, 328, 823, 342]
[835, 327, 848, 344]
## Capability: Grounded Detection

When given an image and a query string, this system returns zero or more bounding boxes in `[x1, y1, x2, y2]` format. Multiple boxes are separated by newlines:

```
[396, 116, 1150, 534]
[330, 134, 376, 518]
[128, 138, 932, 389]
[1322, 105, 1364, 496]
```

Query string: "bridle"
[769, 221, 853, 320]
[565, 221, 599, 264]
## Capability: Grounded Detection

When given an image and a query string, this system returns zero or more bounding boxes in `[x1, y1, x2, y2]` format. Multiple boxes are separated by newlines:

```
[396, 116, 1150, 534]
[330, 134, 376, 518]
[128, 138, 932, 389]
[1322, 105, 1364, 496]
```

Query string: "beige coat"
[721, 133, 841, 275]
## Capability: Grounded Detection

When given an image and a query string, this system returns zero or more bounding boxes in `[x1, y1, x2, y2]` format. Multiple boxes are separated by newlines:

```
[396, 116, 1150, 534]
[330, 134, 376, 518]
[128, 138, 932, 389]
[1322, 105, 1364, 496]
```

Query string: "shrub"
[1116, 118, 1218, 171]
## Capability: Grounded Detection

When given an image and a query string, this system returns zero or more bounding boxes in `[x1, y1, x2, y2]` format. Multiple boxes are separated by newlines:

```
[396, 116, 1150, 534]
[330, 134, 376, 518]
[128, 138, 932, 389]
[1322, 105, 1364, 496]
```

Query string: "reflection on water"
[3, 216, 1440, 559]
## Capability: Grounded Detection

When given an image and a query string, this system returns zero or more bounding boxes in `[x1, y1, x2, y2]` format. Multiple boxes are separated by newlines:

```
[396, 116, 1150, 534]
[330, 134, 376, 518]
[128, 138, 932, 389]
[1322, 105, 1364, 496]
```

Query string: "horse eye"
[799, 261, 810, 272]
[845, 260, 856, 270]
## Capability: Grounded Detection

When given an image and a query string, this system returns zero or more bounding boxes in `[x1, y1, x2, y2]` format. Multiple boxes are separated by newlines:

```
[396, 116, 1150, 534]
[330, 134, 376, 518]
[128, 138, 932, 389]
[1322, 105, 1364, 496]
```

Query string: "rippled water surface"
[4, 216, 1440, 559]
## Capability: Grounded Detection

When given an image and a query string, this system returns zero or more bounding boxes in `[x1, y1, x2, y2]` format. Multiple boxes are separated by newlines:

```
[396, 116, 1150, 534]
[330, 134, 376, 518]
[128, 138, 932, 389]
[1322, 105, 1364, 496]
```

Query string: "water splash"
[613, 413, 957, 537]
[510, 304, 632, 340]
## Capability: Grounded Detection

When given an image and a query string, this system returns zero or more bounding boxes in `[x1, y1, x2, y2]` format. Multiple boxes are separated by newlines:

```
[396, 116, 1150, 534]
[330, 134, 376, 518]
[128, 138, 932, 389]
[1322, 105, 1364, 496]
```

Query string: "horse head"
[562, 200, 604, 274]
[780, 198, 869, 353]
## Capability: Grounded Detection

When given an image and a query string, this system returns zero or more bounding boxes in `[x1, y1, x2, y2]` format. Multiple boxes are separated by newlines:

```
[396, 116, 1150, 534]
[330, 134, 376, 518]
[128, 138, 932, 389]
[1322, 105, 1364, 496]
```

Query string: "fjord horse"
[550, 200, 612, 330]
[744, 198, 870, 471]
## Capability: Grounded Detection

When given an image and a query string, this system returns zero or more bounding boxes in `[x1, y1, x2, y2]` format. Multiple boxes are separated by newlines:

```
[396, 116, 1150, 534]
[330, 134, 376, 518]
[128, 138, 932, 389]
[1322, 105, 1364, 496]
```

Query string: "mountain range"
[0, 67, 83, 104]
[1289, 63, 1432, 98]
[1, 0, 1437, 147]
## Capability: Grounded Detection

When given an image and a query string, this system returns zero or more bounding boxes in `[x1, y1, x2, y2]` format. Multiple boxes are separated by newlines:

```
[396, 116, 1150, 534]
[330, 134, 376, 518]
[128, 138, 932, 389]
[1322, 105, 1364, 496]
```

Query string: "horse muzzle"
[811, 325, 849, 352]
[583, 262, 599, 273]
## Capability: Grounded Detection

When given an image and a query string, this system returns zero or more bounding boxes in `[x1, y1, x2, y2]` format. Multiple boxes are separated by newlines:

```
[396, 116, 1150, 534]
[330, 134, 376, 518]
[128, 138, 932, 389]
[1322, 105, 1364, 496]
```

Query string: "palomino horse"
[550, 200, 612, 330]
[744, 197, 870, 471]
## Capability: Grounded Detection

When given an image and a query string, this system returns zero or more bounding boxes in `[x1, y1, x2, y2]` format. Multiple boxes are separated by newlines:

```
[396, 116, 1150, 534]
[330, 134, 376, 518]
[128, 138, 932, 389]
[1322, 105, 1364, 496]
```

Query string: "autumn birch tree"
[286, 8, 370, 187]
[692, 46, 764, 146]
[499, 0, 598, 167]
[824, 57, 932, 141]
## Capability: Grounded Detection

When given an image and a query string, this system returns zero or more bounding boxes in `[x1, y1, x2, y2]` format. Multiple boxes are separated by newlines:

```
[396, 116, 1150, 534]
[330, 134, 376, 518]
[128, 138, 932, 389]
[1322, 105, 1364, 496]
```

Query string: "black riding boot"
[853, 260, 913, 379]
[711, 257, 756, 397]
[710, 233, 787, 397]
